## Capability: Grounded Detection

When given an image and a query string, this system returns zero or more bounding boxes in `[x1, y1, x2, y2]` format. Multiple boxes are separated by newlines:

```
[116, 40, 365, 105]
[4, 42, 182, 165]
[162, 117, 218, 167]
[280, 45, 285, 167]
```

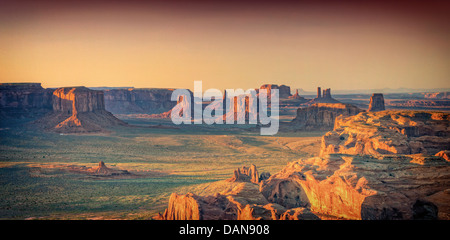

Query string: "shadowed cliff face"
[321, 111, 450, 156]
[103, 88, 176, 114]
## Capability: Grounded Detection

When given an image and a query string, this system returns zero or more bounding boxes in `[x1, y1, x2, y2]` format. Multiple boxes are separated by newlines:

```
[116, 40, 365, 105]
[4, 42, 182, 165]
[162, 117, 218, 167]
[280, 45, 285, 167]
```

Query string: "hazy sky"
[1, 1, 449, 91]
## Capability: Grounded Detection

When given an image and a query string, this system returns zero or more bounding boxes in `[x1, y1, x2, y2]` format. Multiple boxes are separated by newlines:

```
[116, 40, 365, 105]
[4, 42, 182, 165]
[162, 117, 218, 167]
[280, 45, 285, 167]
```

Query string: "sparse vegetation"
[0, 119, 324, 219]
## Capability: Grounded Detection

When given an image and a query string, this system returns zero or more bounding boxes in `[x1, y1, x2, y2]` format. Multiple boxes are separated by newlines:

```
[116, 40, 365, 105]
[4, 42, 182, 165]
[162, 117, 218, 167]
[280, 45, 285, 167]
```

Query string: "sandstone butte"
[34, 87, 126, 133]
[157, 110, 450, 220]
[368, 93, 385, 112]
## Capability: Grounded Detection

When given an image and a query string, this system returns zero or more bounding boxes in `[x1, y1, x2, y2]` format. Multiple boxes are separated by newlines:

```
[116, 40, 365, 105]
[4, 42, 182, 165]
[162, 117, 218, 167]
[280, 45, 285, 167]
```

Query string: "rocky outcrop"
[259, 84, 291, 99]
[35, 87, 126, 133]
[424, 92, 450, 100]
[368, 93, 385, 112]
[288, 103, 363, 131]
[53, 87, 105, 113]
[0, 83, 53, 125]
[320, 111, 450, 156]
[260, 154, 450, 220]
[157, 168, 319, 220]
[288, 89, 305, 100]
[226, 165, 270, 184]
[103, 88, 176, 114]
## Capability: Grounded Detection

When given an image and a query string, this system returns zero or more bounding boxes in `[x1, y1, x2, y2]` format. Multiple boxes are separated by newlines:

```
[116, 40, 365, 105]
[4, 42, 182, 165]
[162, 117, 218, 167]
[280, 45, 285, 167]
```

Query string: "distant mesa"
[158, 110, 450, 220]
[35, 87, 126, 133]
[288, 89, 305, 100]
[368, 93, 385, 112]
[321, 110, 450, 156]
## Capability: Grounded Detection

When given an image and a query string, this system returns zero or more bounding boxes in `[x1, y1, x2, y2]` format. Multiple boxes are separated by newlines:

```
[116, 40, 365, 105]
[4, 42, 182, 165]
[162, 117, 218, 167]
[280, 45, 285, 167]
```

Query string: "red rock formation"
[259, 84, 291, 99]
[306, 87, 339, 105]
[35, 87, 126, 133]
[227, 165, 262, 184]
[260, 154, 449, 220]
[288, 89, 305, 100]
[368, 93, 385, 112]
[157, 181, 319, 220]
[288, 103, 363, 131]
[320, 111, 450, 156]
[103, 88, 177, 114]
[0, 83, 53, 124]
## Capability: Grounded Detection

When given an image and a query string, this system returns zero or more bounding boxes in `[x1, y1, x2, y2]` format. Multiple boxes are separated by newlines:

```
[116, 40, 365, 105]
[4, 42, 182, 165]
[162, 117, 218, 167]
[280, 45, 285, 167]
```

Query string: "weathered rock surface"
[259, 84, 291, 99]
[227, 165, 270, 184]
[288, 89, 305, 100]
[0, 83, 53, 125]
[306, 87, 340, 105]
[368, 93, 385, 112]
[321, 111, 450, 156]
[157, 165, 318, 220]
[288, 103, 363, 131]
[103, 88, 176, 114]
[35, 87, 126, 133]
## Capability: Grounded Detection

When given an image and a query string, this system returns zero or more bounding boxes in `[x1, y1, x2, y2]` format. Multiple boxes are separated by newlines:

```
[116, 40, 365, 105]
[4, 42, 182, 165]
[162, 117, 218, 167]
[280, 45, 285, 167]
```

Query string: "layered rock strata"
[368, 93, 385, 112]
[321, 111, 450, 156]
[35, 87, 126, 133]
[0, 83, 53, 124]
[289, 103, 363, 131]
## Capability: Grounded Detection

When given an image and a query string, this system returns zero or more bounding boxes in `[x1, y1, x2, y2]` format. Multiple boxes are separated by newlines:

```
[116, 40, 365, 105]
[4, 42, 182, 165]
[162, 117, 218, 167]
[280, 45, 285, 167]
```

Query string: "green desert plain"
[0, 118, 324, 219]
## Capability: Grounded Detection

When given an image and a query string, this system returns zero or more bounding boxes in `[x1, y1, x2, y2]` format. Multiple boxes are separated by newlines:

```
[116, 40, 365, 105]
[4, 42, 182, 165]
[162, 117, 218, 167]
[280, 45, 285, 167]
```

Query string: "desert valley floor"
[0, 118, 324, 219]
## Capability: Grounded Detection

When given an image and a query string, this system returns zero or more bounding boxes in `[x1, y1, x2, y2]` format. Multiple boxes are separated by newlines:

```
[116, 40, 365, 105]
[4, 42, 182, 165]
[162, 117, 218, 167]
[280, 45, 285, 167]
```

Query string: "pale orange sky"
[1, 1, 449, 91]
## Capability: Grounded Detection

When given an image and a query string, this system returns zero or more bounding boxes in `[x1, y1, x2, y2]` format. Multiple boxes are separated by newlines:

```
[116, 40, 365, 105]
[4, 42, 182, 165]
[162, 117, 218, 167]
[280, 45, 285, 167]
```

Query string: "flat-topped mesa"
[289, 103, 363, 131]
[307, 87, 339, 104]
[0, 83, 54, 124]
[53, 87, 104, 113]
[368, 93, 385, 112]
[288, 89, 305, 100]
[320, 110, 450, 156]
[35, 87, 126, 133]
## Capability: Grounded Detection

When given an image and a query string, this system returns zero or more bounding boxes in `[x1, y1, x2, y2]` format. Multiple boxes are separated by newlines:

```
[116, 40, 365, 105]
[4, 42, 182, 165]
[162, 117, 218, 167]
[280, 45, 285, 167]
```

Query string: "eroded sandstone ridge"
[259, 84, 292, 99]
[368, 93, 385, 112]
[35, 87, 126, 133]
[321, 111, 450, 156]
